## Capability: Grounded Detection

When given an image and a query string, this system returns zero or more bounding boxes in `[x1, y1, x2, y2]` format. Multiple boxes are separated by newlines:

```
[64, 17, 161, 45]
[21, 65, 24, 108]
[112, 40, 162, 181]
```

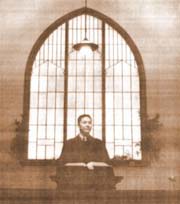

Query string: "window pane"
[47, 126, 55, 139]
[106, 76, 113, 92]
[85, 61, 93, 76]
[38, 109, 46, 125]
[39, 77, 47, 92]
[29, 109, 37, 125]
[123, 109, 131, 125]
[46, 146, 54, 159]
[132, 76, 139, 92]
[124, 126, 132, 139]
[76, 77, 85, 92]
[56, 109, 64, 125]
[48, 76, 56, 91]
[29, 125, 37, 142]
[32, 66, 39, 76]
[68, 93, 76, 108]
[67, 125, 75, 140]
[94, 77, 101, 92]
[113, 45, 118, 61]
[115, 109, 123, 125]
[132, 126, 141, 142]
[47, 109, 55, 125]
[114, 76, 122, 92]
[68, 77, 76, 92]
[38, 139, 54, 145]
[106, 93, 113, 108]
[48, 93, 56, 108]
[37, 146, 45, 159]
[109, 45, 114, 60]
[38, 125, 46, 139]
[57, 67, 64, 76]
[28, 142, 37, 159]
[76, 93, 85, 108]
[85, 93, 93, 108]
[132, 109, 141, 125]
[124, 146, 133, 159]
[76, 109, 85, 119]
[31, 76, 39, 92]
[106, 109, 114, 125]
[126, 46, 131, 61]
[55, 126, 63, 142]
[131, 62, 138, 76]
[115, 146, 123, 156]
[123, 77, 130, 92]
[106, 126, 114, 142]
[30, 93, 38, 108]
[123, 62, 131, 76]
[115, 140, 131, 146]
[48, 63, 56, 76]
[55, 142, 63, 159]
[115, 126, 123, 140]
[43, 45, 49, 61]
[93, 125, 102, 140]
[122, 40, 126, 60]
[85, 77, 93, 92]
[114, 93, 122, 108]
[39, 93, 46, 108]
[67, 109, 75, 125]
[94, 93, 101, 108]
[57, 76, 64, 92]
[84, 109, 93, 119]
[56, 93, 64, 108]
[94, 109, 102, 125]
[40, 63, 48, 76]
[114, 63, 123, 76]
[132, 93, 140, 108]
[76, 61, 85, 75]
[106, 143, 114, 159]
[93, 59, 101, 75]
[123, 93, 131, 109]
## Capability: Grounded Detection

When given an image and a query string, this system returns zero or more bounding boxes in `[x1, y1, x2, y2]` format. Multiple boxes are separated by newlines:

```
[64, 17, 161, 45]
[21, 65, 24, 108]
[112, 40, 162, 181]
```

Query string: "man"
[56, 114, 116, 192]
[58, 114, 110, 169]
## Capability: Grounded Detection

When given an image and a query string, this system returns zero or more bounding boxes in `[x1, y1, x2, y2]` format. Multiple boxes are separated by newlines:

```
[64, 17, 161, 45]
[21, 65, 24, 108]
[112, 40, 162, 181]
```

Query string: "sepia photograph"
[0, 0, 179, 203]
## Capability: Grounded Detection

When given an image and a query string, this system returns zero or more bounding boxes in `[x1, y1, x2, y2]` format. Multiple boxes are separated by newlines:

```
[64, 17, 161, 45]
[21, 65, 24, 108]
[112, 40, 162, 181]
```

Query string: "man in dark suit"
[58, 114, 110, 169]
[56, 114, 116, 192]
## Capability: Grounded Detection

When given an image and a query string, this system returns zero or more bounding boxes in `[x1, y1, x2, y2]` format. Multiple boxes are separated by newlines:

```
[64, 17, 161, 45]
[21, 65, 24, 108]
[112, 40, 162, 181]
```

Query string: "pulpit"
[51, 163, 123, 198]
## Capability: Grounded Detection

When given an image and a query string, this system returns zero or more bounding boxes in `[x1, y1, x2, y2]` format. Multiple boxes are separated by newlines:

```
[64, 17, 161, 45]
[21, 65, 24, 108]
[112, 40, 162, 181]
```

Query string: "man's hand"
[86, 162, 94, 170]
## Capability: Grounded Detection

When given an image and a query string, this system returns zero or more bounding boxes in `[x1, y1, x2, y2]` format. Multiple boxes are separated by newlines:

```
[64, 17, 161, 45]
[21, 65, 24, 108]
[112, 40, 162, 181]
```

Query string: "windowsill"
[20, 159, 149, 167]
[20, 159, 57, 166]
[110, 159, 149, 167]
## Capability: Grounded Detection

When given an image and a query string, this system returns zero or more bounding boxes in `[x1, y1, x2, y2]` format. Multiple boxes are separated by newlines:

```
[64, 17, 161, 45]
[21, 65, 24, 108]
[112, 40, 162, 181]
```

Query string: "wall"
[0, 0, 180, 190]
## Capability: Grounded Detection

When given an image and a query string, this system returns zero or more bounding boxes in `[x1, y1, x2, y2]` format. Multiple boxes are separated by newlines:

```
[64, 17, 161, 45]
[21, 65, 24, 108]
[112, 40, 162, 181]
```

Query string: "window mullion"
[63, 22, 69, 142]
[102, 21, 106, 143]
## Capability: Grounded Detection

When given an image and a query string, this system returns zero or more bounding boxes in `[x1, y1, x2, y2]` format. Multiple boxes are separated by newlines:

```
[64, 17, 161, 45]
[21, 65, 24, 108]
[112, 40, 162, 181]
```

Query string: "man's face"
[78, 116, 92, 135]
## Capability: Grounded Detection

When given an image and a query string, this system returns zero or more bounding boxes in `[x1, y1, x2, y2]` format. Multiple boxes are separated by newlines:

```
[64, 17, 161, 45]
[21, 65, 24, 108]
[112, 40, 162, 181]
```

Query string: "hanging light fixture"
[73, 0, 98, 55]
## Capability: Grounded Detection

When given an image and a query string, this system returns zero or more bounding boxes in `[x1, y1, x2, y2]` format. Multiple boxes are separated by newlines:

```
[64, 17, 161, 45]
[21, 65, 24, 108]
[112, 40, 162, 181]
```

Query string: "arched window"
[24, 8, 146, 162]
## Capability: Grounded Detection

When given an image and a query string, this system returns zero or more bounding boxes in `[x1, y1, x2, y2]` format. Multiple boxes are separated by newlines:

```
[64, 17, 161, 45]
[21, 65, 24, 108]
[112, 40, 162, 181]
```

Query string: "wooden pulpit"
[51, 163, 123, 197]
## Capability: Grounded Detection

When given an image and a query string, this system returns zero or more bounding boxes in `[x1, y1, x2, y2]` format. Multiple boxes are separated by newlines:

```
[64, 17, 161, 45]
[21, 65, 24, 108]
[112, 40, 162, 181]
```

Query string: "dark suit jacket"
[58, 135, 110, 164]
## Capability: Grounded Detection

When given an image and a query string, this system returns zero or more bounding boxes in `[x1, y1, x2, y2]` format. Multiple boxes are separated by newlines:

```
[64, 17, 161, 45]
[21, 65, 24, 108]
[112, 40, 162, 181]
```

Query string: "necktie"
[82, 136, 87, 142]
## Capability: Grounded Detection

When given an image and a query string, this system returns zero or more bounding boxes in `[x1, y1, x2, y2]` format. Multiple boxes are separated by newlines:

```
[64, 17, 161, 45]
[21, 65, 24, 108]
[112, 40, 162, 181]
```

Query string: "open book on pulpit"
[64, 162, 111, 168]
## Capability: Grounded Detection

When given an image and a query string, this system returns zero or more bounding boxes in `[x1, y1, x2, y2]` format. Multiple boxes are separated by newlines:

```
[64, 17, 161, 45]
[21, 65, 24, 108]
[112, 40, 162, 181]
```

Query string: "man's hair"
[77, 114, 92, 125]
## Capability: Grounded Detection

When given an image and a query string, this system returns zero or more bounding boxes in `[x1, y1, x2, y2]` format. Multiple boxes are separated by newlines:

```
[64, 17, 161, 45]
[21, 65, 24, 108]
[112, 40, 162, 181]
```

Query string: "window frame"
[21, 7, 148, 166]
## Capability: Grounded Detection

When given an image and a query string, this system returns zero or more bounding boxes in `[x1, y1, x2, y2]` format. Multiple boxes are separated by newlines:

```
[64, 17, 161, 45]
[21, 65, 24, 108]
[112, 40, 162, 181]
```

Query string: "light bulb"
[78, 45, 93, 58]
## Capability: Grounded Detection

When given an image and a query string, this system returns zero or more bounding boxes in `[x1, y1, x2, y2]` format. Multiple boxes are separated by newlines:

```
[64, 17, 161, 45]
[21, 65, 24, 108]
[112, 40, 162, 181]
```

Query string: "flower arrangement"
[10, 115, 28, 160]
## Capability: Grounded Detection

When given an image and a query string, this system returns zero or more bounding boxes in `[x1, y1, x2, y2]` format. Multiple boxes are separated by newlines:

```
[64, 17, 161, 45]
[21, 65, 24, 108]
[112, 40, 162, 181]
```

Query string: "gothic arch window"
[24, 8, 146, 162]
